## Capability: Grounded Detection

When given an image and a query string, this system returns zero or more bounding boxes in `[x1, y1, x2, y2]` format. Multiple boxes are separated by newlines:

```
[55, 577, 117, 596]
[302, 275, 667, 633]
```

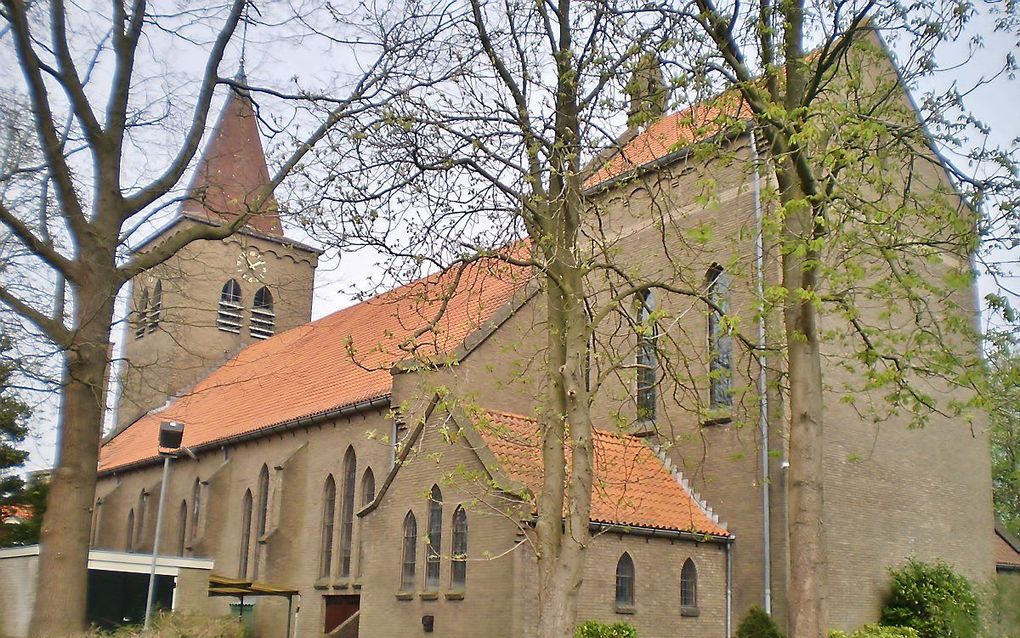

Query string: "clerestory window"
[636, 290, 658, 421]
[707, 265, 732, 411]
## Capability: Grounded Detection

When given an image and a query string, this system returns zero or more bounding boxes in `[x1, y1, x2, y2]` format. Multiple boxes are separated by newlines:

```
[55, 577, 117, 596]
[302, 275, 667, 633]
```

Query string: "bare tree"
[0, 0, 421, 633]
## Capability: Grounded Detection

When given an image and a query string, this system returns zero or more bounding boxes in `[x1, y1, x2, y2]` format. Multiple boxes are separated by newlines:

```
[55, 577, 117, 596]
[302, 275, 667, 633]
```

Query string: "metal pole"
[144, 454, 172, 628]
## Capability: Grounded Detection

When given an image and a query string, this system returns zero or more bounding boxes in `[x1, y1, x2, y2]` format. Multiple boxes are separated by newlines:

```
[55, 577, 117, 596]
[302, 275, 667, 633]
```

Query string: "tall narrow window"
[451, 506, 468, 589]
[339, 447, 357, 577]
[251, 287, 275, 339]
[239, 489, 253, 578]
[177, 501, 188, 556]
[125, 509, 135, 552]
[425, 485, 443, 591]
[217, 279, 243, 333]
[254, 465, 270, 579]
[616, 553, 635, 607]
[137, 490, 148, 548]
[400, 511, 417, 591]
[190, 479, 202, 543]
[90, 498, 103, 548]
[147, 280, 162, 333]
[636, 290, 658, 421]
[134, 289, 149, 339]
[320, 475, 337, 579]
[356, 468, 376, 578]
[707, 266, 732, 410]
[680, 558, 698, 608]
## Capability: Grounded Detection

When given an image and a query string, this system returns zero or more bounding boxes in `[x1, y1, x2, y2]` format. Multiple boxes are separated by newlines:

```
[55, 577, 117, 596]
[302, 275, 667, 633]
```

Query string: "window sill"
[632, 420, 657, 438]
[615, 605, 636, 615]
[352, 581, 362, 590]
[332, 580, 350, 590]
[419, 591, 439, 601]
[701, 415, 732, 427]
[313, 579, 330, 590]
[681, 606, 700, 617]
[395, 591, 414, 601]
[444, 591, 465, 600]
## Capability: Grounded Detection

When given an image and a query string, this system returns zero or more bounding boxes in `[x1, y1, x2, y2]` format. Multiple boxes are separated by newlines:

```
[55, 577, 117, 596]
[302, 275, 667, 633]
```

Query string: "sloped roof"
[99, 258, 530, 473]
[996, 525, 1020, 571]
[586, 91, 750, 188]
[181, 74, 283, 237]
[475, 410, 729, 537]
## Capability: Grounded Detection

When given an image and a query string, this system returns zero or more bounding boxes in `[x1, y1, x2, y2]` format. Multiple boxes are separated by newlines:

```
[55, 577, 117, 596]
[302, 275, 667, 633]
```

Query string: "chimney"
[626, 54, 668, 129]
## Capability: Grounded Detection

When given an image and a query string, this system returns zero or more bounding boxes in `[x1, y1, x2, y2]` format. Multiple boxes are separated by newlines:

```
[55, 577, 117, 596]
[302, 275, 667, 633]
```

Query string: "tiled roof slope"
[586, 91, 750, 188]
[100, 258, 530, 472]
[996, 527, 1020, 570]
[475, 410, 729, 537]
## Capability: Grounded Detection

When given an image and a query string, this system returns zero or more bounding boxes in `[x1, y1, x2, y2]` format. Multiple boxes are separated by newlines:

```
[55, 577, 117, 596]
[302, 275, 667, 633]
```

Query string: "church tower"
[115, 77, 320, 431]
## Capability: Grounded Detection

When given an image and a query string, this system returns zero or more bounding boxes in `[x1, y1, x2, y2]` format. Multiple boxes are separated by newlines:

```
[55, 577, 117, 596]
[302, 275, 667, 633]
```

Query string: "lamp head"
[158, 421, 185, 450]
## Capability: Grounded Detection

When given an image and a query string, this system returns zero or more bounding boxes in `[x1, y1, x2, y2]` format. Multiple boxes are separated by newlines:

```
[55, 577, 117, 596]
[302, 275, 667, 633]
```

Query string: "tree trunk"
[782, 192, 827, 638]
[30, 281, 116, 637]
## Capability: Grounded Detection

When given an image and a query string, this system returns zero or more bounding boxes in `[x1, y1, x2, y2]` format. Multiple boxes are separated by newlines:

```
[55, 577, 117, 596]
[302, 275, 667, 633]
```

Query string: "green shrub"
[829, 625, 919, 638]
[736, 605, 784, 638]
[575, 620, 638, 638]
[880, 558, 979, 638]
[82, 612, 245, 637]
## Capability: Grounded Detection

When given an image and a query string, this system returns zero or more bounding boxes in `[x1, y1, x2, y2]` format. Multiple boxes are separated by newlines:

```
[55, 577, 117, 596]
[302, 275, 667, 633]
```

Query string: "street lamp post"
[143, 420, 185, 629]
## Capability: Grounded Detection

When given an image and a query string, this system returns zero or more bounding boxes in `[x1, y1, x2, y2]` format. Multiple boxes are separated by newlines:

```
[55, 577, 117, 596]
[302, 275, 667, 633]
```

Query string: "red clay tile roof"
[586, 91, 750, 188]
[0, 504, 33, 522]
[99, 258, 530, 472]
[181, 78, 283, 237]
[996, 527, 1020, 569]
[474, 410, 729, 537]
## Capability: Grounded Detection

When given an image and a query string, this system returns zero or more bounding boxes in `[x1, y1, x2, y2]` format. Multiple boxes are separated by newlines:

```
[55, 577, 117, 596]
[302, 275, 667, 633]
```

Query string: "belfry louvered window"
[134, 289, 148, 339]
[250, 286, 275, 339]
[147, 280, 162, 333]
[217, 279, 243, 333]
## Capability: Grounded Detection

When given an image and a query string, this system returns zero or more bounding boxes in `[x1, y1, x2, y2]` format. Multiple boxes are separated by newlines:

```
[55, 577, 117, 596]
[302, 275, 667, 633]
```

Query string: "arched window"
[147, 280, 162, 333]
[356, 467, 376, 578]
[425, 485, 443, 590]
[190, 479, 202, 542]
[320, 475, 337, 579]
[400, 511, 417, 591]
[681, 558, 698, 608]
[134, 288, 149, 339]
[616, 553, 635, 607]
[239, 489, 253, 578]
[90, 498, 103, 548]
[217, 279, 243, 333]
[254, 465, 270, 579]
[339, 447, 357, 577]
[707, 265, 732, 410]
[125, 509, 135, 552]
[636, 290, 658, 421]
[136, 490, 148, 548]
[250, 287, 275, 339]
[177, 500, 188, 556]
[451, 506, 468, 589]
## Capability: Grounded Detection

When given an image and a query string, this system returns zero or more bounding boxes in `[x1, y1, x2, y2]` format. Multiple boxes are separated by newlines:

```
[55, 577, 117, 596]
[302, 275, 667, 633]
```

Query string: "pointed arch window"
[400, 511, 417, 591]
[136, 490, 148, 548]
[451, 505, 468, 589]
[680, 558, 698, 609]
[356, 467, 376, 578]
[707, 266, 732, 410]
[616, 553, 635, 607]
[636, 290, 658, 421]
[425, 485, 443, 591]
[217, 279, 243, 333]
[147, 280, 162, 333]
[177, 500, 188, 556]
[250, 286, 275, 339]
[239, 489, 253, 578]
[190, 479, 202, 543]
[134, 289, 149, 339]
[339, 447, 357, 577]
[254, 465, 270, 579]
[125, 509, 135, 552]
[320, 475, 337, 579]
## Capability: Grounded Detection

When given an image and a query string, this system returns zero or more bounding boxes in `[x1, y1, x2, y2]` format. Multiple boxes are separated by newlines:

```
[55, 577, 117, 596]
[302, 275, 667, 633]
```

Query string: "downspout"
[725, 541, 733, 638]
[750, 127, 773, 615]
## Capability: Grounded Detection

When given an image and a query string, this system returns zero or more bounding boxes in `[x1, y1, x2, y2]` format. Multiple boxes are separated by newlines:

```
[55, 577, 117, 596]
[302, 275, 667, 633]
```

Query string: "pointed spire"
[181, 68, 283, 237]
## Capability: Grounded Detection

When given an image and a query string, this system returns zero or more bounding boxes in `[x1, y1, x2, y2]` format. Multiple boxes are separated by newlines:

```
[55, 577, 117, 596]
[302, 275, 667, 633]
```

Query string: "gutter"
[100, 395, 391, 477]
[587, 521, 734, 545]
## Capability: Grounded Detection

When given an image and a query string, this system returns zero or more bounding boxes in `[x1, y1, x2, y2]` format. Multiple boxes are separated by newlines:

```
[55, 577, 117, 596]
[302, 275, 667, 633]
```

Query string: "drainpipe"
[750, 127, 773, 615]
[725, 541, 733, 637]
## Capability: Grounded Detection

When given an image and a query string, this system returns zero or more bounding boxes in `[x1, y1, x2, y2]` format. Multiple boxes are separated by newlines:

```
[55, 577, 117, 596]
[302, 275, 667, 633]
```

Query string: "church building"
[88, 43, 995, 638]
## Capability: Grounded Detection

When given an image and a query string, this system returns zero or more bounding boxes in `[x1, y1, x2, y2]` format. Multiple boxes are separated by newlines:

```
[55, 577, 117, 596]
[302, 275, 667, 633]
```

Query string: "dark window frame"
[239, 489, 253, 578]
[707, 265, 733, 412]
[451, 505, 468, 589]
[615, 552, 636, 608]
[680, 558, 698, 610]
[339, 447, 357, 578]
[425, 485, 443, 591]
[400, 511, 417, 591]
[636, 290, 658, 421]
[320, 475, 337, 579]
